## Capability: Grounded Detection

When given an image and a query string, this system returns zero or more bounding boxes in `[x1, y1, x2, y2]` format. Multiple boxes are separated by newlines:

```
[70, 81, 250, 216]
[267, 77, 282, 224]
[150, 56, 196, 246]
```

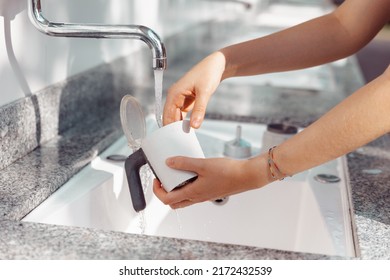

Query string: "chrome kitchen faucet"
[27, 0, 167, 70]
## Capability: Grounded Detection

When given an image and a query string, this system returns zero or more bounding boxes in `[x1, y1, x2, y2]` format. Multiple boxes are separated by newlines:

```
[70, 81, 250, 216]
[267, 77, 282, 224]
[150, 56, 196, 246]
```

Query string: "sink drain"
[212, 197, 229, 206]
[314, 174, 341, 184]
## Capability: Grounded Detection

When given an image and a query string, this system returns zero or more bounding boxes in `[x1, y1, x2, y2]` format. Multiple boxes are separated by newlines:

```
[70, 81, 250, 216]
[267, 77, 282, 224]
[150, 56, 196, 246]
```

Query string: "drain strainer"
[314, 174, 341, 184]
[212, 197, 229, 206]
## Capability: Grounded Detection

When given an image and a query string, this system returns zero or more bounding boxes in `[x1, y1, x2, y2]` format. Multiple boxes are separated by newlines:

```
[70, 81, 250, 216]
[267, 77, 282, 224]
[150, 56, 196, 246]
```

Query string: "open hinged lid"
[120, 95, 146, 149]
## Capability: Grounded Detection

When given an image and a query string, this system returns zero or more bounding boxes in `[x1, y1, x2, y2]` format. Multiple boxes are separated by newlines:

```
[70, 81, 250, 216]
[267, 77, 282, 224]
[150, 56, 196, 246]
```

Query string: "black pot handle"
[125, 148, 148, 212]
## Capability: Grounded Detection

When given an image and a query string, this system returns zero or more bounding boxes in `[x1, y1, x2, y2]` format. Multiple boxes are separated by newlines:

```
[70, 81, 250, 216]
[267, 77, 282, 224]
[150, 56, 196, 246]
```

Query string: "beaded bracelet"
[268, 146, 289, 180]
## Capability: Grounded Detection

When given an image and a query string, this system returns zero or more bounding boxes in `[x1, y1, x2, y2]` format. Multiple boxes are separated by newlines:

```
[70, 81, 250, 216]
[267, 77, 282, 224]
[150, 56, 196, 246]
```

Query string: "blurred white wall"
[0, 0, 225, 107]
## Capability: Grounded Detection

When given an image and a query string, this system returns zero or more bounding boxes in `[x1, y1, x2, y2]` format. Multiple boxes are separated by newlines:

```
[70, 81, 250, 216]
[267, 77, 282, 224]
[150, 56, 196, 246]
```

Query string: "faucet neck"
[28, 0, 167, 70]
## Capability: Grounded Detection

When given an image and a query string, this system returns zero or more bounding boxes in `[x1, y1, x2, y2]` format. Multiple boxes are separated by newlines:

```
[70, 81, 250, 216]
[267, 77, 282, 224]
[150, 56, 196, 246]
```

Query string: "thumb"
[166, 156, 204, 173]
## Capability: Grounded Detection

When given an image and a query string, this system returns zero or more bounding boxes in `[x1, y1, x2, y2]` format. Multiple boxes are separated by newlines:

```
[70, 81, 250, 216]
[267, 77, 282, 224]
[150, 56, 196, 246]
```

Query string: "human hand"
[153, 155, 270, 209]
[163, 51, 226, 128]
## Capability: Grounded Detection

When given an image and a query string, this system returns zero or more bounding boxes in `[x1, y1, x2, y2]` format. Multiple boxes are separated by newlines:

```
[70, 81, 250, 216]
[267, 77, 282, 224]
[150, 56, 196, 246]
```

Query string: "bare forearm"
[221, 14, 350, 78]
[220, 0, 390, 79]
[273, 68, 390, 176]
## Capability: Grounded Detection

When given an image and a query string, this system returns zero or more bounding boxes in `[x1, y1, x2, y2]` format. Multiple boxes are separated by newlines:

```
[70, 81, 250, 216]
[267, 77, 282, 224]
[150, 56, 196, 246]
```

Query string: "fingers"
[190, 90, 210, 129]
[153, 178, 168, 201]
[170, 200, 196, 209]
[163, 80, 211, 128]
[166, 156, 204, 173]
[163, 98, 184, 126]
[153, 178, 196, 209]
[153, 156, 204, 209]
[163, 79, 196, 126]
[163, 52, 225, 128]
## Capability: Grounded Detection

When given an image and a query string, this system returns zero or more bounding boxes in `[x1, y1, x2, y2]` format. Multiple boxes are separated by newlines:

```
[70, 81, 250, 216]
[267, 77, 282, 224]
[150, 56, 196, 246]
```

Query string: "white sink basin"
[23, 117, 357, 257]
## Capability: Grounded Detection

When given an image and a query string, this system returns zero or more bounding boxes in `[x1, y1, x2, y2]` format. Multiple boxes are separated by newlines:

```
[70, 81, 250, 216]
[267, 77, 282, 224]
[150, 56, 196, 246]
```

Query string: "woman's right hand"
[163, 51, 226, 129]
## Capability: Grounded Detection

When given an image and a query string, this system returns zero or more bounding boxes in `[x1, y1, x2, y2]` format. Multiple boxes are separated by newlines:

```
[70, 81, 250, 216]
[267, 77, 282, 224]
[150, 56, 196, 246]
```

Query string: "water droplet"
[174, 209, 183, 231]
[138, 210, 146, 234]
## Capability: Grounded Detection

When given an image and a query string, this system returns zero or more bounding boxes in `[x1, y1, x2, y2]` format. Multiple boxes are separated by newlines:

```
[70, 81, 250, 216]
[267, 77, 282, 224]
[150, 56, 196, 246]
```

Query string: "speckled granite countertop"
[1, 19, 389, 259]
[0, 107, 341, 260]
[0, 101, 336, 260]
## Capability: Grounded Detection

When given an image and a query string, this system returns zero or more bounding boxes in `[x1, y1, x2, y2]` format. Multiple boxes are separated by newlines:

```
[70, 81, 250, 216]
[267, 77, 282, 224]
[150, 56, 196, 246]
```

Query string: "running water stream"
[135, 69, 164, 233]
[135, 70, 183, 233]
[138, 165, 152, 234]
[154, 69, 164, 128]
[153, 69, 184, 231]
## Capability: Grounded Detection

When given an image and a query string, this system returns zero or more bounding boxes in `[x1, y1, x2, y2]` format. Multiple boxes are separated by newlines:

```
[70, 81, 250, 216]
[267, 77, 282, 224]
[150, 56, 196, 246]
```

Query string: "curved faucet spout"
[28, 0, 167, 70]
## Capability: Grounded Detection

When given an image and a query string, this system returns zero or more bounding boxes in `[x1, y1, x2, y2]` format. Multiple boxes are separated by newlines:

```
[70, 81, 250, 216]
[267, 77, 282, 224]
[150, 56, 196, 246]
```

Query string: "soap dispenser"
[223, 125, 252, 159]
